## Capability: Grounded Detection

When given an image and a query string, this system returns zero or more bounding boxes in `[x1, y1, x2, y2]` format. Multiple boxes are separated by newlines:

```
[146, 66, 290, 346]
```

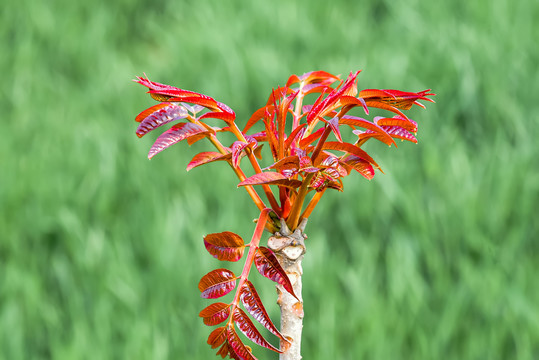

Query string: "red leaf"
[199, 302, 231, 326]
[254, 247, 297, 300]
[277, 91, 299, 156]
[216, 341, 234, 358]
[267, 156, 300, 176]
[337, 95, 369, 114]
[358, 88, 395, 100]
[227, 327, 258, 360]
[233, 308, 282, 353]
[328, 117, 343, 142]
[283, 123, 306, 150]
[322, 141, 381, 171]
[186, 151, 232, 171]
[364, 99, 408, 120]
[340, 115, 395, 146]
[286, 70, 340, 88]
[164, 94, 220, 111]
[148, 122, 207, 159]
[204, 231, 246, 262]
[199, 269, 237, 299]
[240, 281, 288, 342]
[207, 326, 228, 349]
[375, 115, 418, 133]
[342, 155, 375, 180]
[299, 127, 324, 148]
[238, 172, 302, 190]
[134, 75, 200, 98]
[231, 141, 250, 169]
[306, 71, 360, 124]
[135, 103, 188, 138]
[199, 110, 236, 124]
[382, 125, 418, 143]
[244, 105, 275, 133]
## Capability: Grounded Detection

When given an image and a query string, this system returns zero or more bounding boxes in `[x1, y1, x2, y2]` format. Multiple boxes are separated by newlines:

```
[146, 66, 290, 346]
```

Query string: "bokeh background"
[2, 0, 538, 359]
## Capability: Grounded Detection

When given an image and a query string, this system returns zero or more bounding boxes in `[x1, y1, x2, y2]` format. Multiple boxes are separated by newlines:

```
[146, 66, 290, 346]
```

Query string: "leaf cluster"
[134, 70, 434, 231]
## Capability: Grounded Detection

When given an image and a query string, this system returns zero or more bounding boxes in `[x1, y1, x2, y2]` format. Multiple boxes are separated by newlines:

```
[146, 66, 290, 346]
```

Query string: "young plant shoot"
[132, 70, 435, 360]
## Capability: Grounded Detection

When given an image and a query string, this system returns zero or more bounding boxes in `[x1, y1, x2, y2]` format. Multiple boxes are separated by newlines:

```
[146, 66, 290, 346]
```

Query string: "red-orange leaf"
[204, 231, 246, 262]
[199, 302, 231, 326]
[186, 151, 232, 171]
[299, 127, 324, 148]
[336, 95, 369, 114]
[364, 99, 408, 120]
[231, 141, 250, 169]
[135, 103, 188, 138]
[164, 94, 220, 111]
[216, 341, 234, 358]
[240, 281, 288, 342]
[207, 326, 228, 349]
[322, 141, 381, 171]
[199, 269, 237, 299]
[238, 172, 302, 190]
[328, 117, 343, 142]
[199, 110, 236, 124]
[254, 247, 297, 300]
[267, 156, 300, 178]
[375, 115, 418, 133]
[148, 122, 207, 159]
[342, 155, 375, 180]
[283, 123, 306, 150]
[233, 308, 282, 353]
[227, 327, 257, 360]
[244, 105, 274, 133]
[340, 115, 395, 146]
[286, 70, 340, 88]
[382, 125, 418, 143]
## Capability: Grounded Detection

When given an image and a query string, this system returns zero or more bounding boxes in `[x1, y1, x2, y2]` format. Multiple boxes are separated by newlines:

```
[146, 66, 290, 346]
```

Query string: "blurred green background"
[2, 0, 538, 359]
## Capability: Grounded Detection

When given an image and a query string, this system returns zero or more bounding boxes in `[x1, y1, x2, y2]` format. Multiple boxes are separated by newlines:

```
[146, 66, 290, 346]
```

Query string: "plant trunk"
[268, 219, 308, 360]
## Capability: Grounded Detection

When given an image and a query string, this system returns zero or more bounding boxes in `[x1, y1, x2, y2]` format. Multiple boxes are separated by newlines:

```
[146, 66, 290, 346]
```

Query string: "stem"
[299, 188, 326, 221]
[268, 219, 308, 360]
[228, 122, 281, 213]
[286, 173, 314, 231]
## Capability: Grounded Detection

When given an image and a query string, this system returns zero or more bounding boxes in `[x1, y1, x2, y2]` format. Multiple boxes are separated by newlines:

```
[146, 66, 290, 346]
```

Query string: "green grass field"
[2, 0, 538, 359]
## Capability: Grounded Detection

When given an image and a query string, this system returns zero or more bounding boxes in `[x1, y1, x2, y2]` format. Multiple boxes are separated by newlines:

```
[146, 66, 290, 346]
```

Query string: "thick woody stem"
[268, 218, 308, 360]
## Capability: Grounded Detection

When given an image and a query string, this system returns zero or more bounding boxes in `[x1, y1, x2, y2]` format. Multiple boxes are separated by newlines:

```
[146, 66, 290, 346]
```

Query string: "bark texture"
[267, 219, 308, 360]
